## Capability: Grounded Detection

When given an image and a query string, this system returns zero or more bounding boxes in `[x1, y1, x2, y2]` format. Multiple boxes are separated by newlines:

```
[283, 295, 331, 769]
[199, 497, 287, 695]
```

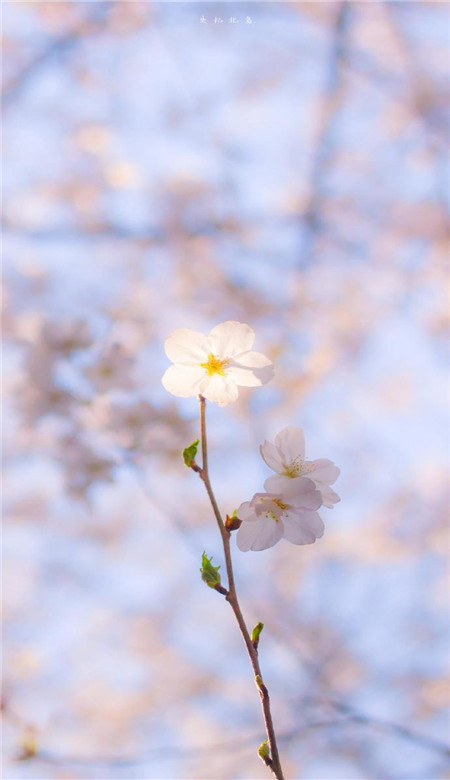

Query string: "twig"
[383, 3, 449, 214]
[301, 1, 350, 266]
[327, 698, 450, 760]
[194, 395, 285, 780]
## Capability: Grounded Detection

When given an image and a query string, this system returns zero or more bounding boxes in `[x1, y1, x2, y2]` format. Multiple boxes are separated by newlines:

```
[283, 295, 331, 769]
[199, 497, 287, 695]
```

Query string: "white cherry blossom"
[161, 321, 273, 406]
[261, 426, 340, 508]
[236, 479, 323, 552]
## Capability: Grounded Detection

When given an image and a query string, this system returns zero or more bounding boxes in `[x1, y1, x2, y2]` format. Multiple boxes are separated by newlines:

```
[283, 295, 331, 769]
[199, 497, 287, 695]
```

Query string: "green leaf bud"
[182, 439, 199, 467]
[251, 621, 264, 649]
[258, 739, 271, 763]
[200, 552, 222, 589]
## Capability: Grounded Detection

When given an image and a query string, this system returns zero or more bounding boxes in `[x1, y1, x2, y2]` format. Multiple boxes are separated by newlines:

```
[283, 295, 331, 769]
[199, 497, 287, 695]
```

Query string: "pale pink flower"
[236, 480, 323, 552]
[162, 321, 273, 406]
[261, 426, 340, 508]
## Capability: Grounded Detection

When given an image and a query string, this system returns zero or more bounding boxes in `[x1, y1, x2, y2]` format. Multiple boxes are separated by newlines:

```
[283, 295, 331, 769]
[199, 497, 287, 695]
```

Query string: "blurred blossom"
[106, 400, 157, 434]
[2, 2, 449, 778]
[77, 396, 190, 456]
[59, 434, 117, 499]
[41, 319, 93, 355]
[18, 347, 81, 421]
[19, 379, 78, 422]
[84, 343, 135, 393]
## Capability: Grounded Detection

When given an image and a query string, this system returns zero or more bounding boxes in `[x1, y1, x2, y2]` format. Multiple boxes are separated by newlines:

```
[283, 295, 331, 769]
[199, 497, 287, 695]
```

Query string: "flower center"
[200, 353, 229, 377]
[260, 497, 287, 523]
[282, 455, 312, 478]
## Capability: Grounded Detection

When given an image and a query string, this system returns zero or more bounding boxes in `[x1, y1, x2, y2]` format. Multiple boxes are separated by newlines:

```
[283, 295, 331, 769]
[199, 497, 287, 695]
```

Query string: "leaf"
[200, 551, 222, 589]
[182, 439, 199, 467]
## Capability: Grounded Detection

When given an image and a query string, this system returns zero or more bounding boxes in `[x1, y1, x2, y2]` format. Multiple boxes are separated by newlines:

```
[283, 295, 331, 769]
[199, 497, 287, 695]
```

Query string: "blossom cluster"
[236, 426, 340, 551]
[162, 320, 340, 551]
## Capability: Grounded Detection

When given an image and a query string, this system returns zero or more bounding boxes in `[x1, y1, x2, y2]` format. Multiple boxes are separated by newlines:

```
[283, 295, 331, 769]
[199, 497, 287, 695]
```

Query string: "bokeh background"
[3, 2, 450, 779]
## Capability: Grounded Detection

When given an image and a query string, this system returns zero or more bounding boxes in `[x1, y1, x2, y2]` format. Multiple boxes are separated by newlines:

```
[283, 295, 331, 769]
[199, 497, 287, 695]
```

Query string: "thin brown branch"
[196, 395, 285, 780]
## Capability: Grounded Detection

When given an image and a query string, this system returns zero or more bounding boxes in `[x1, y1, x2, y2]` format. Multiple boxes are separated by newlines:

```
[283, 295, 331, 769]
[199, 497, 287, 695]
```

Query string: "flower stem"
[197, 395, 285, 780]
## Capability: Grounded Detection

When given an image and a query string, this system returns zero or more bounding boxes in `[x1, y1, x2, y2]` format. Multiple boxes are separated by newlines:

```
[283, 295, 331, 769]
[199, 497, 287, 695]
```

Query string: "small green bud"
[200, 552, 222, 589]
[255, 674, 268, 697]
[182, 439, 199, 467]
[258, 739, 270, 762]
[225, 510, 242, 531]
[251, 621, 264, 649]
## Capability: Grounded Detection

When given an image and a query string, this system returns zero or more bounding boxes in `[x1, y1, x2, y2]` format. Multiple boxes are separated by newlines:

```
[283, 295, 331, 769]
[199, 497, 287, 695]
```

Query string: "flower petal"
[320, 485, 341, 508]
[260, 440, 284, 472]
[161, 365, 206, 397]
[226, 367, 261, 388]
[237, 516, 283, 552]
[236, 501, 258, 522]
[199, 373, 239, 406]
[164, 328, 209, 365]
[208, 321, 255, 359]
[274, 426, 305, 462]
[227, 351, 274, 387]
[264, 474, 289, 492]
[264, 476, 322, 510]
[282, 510, 324, 545]
[236, 518, 262, 551]
[309, 459, 340, 485]
[233, 351, 273, 368]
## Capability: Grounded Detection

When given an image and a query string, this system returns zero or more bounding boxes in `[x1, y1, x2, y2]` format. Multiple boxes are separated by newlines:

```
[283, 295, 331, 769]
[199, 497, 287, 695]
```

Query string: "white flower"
[236, 480, 323, 552]
[261, 426, 340, 508]
[161, 321, 273, 406]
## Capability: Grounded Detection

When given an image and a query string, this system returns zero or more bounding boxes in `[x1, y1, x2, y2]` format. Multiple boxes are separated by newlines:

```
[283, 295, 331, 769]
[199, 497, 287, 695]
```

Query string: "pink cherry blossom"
[236, 479, 323, 552]
[261, 426, 340, 508]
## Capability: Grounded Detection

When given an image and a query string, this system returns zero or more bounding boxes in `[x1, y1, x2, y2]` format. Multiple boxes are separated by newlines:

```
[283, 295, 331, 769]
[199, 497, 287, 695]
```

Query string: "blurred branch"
[326, 697, 450, 759]
[384, 3, 449, 214]
[385, 4, 449, 148]
[20, 734, 269, 767]
[13, 710, 450, 769]
[1, 215, 295, 242]
[2, 4, 109, 107]
[300, 1, 350, 265]
[253, 599, 450, 761]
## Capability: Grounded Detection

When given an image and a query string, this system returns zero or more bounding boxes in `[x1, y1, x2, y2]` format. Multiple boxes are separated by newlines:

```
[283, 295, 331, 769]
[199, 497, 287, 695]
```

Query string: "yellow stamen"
[200, 353, 229, 377]
[282, 456, 312, 478]
[264, 498, 287, 523]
